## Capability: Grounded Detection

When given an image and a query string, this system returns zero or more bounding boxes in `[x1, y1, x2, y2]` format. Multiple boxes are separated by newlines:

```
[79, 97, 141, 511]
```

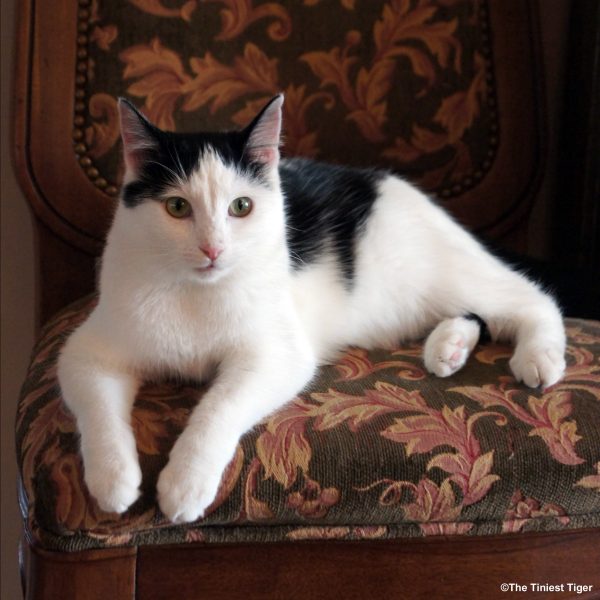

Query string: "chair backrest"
[14, 0, 547, 323]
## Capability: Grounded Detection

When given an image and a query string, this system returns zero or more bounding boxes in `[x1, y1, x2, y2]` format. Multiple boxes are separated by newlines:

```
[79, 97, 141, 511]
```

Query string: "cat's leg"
[157, 345, 316, 523]
[423, 316, 481, 377]
[447, 265, 566, 388]
[504, 297, 566, 388]
[58, 335, 141, 514]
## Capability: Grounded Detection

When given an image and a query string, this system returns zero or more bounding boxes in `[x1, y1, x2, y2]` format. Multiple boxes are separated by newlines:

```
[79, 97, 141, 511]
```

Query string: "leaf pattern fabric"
[79, 0, 498, 198]
[16, 297, 600, 551]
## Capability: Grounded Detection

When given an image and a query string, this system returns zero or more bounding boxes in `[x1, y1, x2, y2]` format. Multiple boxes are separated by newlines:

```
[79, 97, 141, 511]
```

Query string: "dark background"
[495, 0, 599, 320]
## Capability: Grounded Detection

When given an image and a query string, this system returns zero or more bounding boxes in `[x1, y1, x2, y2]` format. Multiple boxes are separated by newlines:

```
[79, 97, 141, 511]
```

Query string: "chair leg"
[23, 543, 137, 600]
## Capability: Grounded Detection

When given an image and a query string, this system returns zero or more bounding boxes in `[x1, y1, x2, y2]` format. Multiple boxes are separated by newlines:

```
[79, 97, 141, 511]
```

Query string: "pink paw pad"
[450, 349, 463, 362]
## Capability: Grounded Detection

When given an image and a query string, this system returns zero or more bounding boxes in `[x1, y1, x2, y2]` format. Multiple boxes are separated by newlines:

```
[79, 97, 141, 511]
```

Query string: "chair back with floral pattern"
[14, 0, 545, 322]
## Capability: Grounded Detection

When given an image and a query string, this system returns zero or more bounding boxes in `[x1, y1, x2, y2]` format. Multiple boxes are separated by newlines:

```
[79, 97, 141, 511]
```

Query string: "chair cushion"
[17, 297, 600, 552]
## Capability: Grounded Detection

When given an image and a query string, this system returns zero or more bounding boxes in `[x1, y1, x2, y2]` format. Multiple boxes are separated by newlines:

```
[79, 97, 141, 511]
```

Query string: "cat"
[57, 95, 566, 524]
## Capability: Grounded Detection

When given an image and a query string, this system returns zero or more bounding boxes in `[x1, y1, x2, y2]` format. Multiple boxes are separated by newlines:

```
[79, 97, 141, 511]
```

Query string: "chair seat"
[16, 297, 600, 552]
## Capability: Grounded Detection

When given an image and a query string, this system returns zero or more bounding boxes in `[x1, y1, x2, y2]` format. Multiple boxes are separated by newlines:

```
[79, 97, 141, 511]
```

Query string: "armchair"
[14, 1, 600, 598]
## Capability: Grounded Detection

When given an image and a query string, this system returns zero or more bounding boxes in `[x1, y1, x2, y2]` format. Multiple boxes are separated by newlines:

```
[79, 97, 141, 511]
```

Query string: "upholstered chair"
[14, 1, 600, 598]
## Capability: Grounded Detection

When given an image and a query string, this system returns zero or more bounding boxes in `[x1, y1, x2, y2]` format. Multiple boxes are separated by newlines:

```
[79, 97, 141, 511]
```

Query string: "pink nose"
[200, 245, 223, 261]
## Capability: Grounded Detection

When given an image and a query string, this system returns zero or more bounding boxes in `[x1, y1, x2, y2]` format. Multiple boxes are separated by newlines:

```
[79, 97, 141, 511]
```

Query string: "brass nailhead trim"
[72, 3, 119, 197]
[440, 0, 499, 199]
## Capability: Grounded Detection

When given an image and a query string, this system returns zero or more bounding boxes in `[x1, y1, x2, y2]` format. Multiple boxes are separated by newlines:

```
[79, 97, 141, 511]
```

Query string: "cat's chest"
[122, 287, 244, 374]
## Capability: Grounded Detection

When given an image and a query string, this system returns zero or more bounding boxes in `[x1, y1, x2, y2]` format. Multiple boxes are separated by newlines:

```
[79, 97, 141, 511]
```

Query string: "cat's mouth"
[195, 264, 216, 272]
[192, 262, 227, 281]
[193, 257, 220, 273]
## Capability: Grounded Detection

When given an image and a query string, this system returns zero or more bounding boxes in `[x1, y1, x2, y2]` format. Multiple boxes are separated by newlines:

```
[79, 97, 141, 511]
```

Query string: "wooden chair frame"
[12, 0, 600, 598]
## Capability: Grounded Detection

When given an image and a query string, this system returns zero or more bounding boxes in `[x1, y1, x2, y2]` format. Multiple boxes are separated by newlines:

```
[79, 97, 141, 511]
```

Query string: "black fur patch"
[122, 104, 383, 286]
[464, 313, 491, 343]
[281, 158, 383, 284]
[122, 129, 267, 208]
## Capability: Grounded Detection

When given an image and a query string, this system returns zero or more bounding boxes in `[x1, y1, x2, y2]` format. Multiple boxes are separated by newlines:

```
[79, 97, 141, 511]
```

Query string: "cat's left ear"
[243, 94, 283, 168]
[118, 98, 159, 175]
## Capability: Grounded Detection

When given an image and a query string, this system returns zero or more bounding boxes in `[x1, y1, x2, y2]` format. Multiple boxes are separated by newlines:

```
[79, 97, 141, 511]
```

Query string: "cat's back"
[279, 158, 384, 280]
[279, 157, 486, 357]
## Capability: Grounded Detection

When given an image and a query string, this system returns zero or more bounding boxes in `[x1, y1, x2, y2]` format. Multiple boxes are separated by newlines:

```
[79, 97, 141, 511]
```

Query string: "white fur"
[58, 111, 565, 523]
[292, 176, 565, 384]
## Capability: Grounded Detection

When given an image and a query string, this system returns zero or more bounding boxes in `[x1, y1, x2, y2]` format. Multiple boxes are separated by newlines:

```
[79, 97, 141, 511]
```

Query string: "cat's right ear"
[243, 94, 283, 168]
[118, 98, 158, 176]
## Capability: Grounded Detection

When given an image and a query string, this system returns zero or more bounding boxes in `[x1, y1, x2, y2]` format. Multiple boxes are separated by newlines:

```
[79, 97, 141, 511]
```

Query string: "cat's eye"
[228, 197, 253, 218]
[165, 197, 192, 219]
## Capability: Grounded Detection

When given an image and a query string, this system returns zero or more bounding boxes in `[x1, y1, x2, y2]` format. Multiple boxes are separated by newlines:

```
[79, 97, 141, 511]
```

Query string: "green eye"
[165, 197, 192, 219]
[228, 196, 253, 218]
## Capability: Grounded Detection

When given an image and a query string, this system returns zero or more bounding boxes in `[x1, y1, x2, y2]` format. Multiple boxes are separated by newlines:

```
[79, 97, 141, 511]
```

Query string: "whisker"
[145, 160, 186, 186]
[165, 145, 187, 182]
[288, 250, 307, 267]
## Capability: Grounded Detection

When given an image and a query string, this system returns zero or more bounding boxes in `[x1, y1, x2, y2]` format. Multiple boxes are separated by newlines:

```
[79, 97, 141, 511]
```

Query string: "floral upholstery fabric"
[17, 297, 600, 552]
[78, 0, 497, 200]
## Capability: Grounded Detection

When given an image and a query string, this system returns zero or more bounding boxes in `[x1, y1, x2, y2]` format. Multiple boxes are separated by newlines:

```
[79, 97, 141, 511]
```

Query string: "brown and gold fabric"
[17, 0, 600, 556]
[78, 0, 497, 199]
[16, 297, 600, 552]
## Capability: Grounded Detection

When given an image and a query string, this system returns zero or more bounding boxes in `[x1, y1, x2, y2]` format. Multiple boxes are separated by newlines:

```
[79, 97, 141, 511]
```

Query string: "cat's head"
[115, 95, 285, 285]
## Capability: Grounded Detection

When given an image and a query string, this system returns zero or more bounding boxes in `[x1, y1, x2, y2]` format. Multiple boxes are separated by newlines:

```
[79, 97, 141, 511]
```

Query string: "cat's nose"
[200, 245, 223, 261]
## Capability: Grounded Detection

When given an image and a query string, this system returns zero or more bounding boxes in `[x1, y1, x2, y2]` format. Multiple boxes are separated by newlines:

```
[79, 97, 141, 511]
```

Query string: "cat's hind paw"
[424, 317, 481, 378]
[509, 343, 566, 388]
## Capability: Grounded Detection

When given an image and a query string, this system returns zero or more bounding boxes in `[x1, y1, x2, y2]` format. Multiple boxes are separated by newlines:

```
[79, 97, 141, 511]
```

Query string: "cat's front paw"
[157, 459, 222, 524]
[509, 343, 566, 388]
[84, 451, 142, 514]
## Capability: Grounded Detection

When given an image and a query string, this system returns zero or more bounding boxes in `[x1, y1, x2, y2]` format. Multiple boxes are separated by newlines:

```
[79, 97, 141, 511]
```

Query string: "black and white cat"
[57, 95, 566, 524]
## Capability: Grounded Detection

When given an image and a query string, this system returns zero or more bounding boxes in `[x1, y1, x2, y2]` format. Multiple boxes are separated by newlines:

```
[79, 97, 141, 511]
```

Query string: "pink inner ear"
[122, 144, 148, 174]
[248, 147, 278, 166]
[246, 96, 283, 167]
[118, 100, 156, 173]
